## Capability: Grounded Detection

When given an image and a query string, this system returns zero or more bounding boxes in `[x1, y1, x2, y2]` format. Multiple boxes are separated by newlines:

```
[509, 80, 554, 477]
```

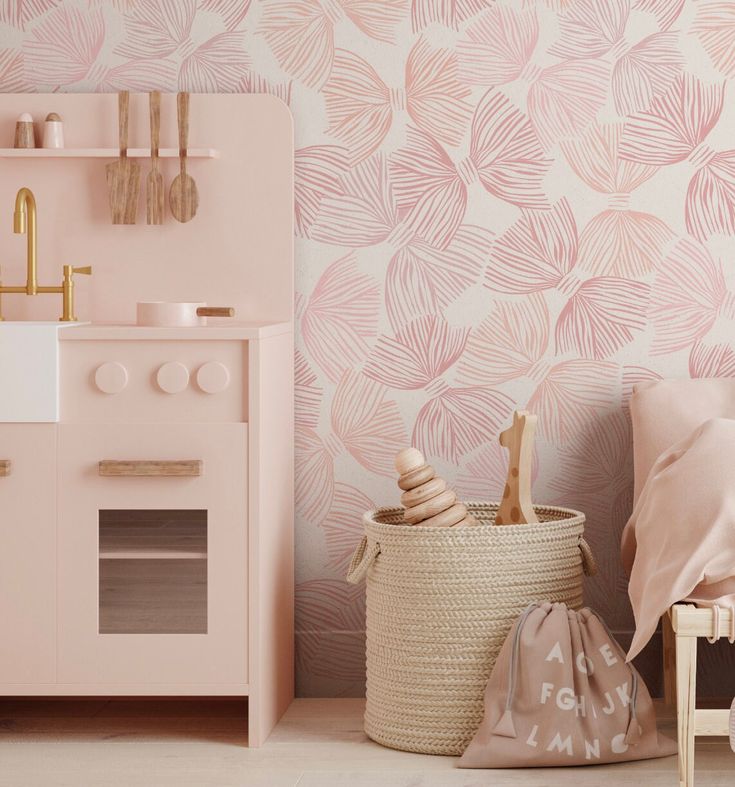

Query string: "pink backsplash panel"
[2, 0, 735, 697]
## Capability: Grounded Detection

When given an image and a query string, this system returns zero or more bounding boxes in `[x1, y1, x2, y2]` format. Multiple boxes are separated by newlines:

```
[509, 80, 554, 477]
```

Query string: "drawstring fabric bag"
[459, 602, 676, 768]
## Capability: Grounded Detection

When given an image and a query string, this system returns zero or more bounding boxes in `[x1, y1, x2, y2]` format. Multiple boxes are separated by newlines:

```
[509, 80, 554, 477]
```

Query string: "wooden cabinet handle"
[0, 460, 10, 477]
[98, 460, 202, 477]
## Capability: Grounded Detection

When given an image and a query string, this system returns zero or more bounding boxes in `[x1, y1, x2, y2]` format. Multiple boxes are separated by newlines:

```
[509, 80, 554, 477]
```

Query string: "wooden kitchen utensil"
[106, 91, 140, 224]
[169, 92, 198, 223]
[394, 447, 477, 527]
[146, 91, 164, 225]
[495, 410, 539, 525]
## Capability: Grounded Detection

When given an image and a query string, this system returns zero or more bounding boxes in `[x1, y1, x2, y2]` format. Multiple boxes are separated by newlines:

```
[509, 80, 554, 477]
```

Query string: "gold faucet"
[0, 187, 91, 321]
[13, 187, 37, 295]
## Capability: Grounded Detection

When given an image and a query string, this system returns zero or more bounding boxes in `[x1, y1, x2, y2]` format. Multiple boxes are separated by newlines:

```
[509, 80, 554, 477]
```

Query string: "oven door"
[57, 422, 247, 689]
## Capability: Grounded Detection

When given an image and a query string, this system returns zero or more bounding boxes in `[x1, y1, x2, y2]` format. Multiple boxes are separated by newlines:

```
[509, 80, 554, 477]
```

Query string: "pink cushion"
[631, 378, 735, 502]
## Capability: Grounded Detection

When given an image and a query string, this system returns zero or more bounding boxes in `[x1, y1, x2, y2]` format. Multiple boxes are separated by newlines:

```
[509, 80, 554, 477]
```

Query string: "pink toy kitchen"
[0, 92, 294, 748]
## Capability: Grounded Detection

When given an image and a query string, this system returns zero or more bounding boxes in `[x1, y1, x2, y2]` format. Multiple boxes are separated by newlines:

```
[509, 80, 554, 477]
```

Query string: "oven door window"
[98, 510, 207, 634]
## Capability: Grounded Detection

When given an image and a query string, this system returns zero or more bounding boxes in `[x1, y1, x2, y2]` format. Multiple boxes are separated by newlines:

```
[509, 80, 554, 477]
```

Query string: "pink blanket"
[622, 417, 735, 660]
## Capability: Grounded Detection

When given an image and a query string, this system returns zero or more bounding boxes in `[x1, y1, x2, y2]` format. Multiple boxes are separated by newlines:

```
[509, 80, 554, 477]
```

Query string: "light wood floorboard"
[0, 698, 732, 786]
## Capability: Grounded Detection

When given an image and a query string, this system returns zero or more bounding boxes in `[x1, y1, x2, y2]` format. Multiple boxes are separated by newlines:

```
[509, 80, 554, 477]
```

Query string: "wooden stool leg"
[676, 634, 697, 787]
[663, 612, 677, 706]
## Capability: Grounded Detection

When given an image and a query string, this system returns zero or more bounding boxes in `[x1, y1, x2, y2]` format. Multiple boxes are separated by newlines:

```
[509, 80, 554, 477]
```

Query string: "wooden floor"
[0, 698, 732, 786]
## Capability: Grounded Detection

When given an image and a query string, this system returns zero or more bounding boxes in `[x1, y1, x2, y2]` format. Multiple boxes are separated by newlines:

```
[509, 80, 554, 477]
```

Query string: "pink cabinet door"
[0, 424, 56, 684]
[57, 422, 248, 687]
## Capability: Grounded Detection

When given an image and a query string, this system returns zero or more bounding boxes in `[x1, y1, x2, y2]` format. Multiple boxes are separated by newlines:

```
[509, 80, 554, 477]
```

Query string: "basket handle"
[346, 536, 381, 584]
[579, 537, 597, 577]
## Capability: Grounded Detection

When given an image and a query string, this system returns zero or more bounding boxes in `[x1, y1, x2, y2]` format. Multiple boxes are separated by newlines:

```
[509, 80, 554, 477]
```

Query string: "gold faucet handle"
[61, 265, 92, 322]
[63, 265, 92, 281]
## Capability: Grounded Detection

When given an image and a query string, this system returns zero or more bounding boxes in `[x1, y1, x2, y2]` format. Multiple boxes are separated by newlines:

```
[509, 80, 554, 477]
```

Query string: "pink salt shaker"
[42, 113, 64, 148]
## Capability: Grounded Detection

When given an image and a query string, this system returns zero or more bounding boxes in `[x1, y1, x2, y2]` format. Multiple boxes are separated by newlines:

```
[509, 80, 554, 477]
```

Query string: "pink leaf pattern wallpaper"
[2, 0, 735, 697]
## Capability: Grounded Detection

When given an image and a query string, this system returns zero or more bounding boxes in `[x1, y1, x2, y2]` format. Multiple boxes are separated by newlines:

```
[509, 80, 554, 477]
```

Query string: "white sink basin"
[0, 322, 81, 422]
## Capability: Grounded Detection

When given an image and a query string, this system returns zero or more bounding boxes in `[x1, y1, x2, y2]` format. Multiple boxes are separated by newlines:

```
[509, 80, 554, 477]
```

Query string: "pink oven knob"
[196, 361, 230, 394]
[95, 362, 128, 394]
[157, 361, 190, 394]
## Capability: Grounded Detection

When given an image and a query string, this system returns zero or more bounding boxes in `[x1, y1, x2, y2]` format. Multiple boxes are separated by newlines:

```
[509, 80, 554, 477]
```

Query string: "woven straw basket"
[346, 502, 595, 756]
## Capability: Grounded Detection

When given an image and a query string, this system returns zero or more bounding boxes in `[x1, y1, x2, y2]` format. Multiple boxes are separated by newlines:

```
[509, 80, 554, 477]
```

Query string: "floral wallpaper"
[2, 0, 735, 697]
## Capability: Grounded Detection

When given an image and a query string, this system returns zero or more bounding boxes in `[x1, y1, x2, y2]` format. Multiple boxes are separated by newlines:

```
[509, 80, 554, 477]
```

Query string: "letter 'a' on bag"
[459, 602, 676, 768]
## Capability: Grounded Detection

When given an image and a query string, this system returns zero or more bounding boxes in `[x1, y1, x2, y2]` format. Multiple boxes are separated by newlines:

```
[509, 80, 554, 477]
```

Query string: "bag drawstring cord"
[625, 669, 641, 745]
[492, 602, 539, 739]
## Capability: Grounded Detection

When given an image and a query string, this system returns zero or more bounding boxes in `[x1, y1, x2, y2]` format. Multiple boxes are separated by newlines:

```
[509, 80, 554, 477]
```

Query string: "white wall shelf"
[0, 148, 219, 158]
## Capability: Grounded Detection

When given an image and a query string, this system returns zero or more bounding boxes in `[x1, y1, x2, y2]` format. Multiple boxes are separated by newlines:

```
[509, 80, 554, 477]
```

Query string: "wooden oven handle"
[98, 460, 202, 477]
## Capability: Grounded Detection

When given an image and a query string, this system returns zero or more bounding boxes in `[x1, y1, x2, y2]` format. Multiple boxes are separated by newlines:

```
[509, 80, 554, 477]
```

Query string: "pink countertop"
[59, 321, 293, 341]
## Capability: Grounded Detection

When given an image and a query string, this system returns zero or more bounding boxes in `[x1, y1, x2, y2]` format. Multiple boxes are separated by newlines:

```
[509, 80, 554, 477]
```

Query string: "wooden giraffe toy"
[495, 410, 539, 525]
[394, 447, 478, 527]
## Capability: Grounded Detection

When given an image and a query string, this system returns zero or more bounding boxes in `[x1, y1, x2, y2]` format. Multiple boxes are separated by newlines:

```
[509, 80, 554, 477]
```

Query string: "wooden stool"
[665, 604, 734, 786]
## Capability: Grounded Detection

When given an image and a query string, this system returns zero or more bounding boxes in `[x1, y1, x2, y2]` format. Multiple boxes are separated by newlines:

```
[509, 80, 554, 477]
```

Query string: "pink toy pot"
[136, 302, 234, 327]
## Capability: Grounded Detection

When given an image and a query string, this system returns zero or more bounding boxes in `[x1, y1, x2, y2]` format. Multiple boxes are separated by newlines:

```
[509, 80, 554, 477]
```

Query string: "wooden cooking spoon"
[146, 91, 164, 225]
[169, 92, 198, 223]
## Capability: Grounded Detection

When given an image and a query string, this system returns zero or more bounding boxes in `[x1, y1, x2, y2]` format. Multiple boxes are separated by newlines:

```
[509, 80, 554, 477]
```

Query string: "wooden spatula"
[106, 91, 140, 224]
[146, 91, 163, 225]
[169, 92, 198, 223]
